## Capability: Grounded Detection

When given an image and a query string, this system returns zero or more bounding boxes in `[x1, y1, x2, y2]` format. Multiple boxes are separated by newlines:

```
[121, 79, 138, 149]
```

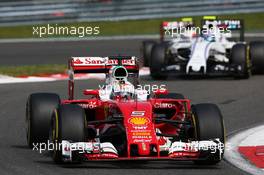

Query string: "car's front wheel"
[26, 93, 60, 148]
[230, 43, 251, 79]
[51, 104, 86, 163]
[191, 103, 225, 165]
[142, 40, 156, 67]
[150, 43, 168, 80]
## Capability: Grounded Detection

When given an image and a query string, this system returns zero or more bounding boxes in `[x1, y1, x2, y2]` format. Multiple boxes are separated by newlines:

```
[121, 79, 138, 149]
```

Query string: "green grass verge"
[0, 12, 263, 39]
[0, 64, 67, 77]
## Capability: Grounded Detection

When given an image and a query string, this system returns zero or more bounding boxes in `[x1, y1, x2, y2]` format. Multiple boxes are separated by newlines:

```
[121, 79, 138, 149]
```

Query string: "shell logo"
[129, 117, 150, 125]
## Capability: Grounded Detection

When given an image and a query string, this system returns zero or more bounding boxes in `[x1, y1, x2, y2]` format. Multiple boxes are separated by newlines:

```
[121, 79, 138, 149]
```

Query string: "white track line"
[225, 125, 264, 175]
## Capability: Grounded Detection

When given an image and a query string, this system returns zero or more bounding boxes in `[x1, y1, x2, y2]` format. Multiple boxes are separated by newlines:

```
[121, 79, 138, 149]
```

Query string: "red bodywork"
[62, 97, 196, 160]
[62, 57, 199, 160]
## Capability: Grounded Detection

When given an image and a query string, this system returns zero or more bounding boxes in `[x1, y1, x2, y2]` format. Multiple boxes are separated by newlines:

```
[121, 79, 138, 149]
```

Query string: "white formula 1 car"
[142, 18, 264, 79]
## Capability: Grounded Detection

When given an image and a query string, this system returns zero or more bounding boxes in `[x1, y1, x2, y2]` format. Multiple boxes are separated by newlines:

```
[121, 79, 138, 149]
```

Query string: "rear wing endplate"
[201, 16, 244, 41]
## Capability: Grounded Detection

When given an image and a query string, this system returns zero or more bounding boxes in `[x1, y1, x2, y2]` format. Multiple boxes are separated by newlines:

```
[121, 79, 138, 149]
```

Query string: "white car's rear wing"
[160, 18, 194, 41]
[201, 18, 244, 41]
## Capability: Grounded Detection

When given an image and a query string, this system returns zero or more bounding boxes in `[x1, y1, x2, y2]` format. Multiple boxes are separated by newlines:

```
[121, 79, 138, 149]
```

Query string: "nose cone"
[191, 64, 202, 72]
[117, 102, 159, 157]
[137, 143, 150, 156]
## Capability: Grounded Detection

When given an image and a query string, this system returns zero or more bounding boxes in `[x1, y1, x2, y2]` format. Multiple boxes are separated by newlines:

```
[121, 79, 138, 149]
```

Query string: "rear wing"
[160, 18, 194, 41]
[68, 56, 138, 100]
[68, 56, 139, 74]
[201, 16, 244, 41]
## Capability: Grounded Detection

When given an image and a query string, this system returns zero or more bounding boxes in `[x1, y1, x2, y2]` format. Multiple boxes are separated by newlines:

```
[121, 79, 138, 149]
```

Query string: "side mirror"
[153, 89, 168, 95]
[83, 89, 99, 96]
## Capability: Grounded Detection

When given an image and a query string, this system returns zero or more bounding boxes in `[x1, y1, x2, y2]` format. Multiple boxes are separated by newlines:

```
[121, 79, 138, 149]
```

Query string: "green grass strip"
[0, 12, 263, 39]
[0, 64, 67, 77]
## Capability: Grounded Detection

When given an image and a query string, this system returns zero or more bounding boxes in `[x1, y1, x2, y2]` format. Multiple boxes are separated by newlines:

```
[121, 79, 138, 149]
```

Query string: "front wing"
[61, 139, 224, 162]
[158, 63, 242, 77]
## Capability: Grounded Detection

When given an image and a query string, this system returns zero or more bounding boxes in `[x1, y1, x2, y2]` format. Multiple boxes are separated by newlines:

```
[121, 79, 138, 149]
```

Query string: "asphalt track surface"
[0, 38, 264, 175]
[0, 39, 142, 65]
[0, 37, 262, 66]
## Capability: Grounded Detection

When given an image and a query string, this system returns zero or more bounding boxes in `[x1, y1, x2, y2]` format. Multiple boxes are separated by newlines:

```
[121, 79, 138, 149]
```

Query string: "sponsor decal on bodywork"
[129, 117, 150, 125]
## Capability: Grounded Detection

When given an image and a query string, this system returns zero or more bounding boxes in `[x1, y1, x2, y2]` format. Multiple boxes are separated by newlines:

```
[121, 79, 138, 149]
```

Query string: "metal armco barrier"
[0, 0, 263, 26]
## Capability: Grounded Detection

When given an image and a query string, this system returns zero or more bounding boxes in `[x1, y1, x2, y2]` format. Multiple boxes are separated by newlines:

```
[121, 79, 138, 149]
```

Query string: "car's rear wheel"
[26, 93, 60, 148]
[150, 43, 168, 80]
[250, 41, 264, 74]
[51, 104, 86, 163]
[142, 40, 156, 67]
[230, 43, 251, 79]
[191, 103, 225, 165]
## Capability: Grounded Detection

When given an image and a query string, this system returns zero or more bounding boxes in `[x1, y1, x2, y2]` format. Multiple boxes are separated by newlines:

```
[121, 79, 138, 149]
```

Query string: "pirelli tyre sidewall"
[250, 41, 264, 74]
[191, 103, 226, 165]
[142, 40, 156, 67]
[51, 104, 86, 163]
[26, 93, 60, 148]
[150, 43, 168, 80]
[231, 43, 251, 79]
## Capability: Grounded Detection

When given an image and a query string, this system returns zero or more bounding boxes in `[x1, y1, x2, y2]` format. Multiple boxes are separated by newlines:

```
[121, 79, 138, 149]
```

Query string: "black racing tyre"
[51, 104, 86, 163]
[150, 43, 168, 80]
[156, 92, 185, 99]
[230, 43, 251, 79]
[26, 93, 60, 148]
[250, 41, 264, 74]
[191, 103, 225, 165]
[142, 40, 156, 67]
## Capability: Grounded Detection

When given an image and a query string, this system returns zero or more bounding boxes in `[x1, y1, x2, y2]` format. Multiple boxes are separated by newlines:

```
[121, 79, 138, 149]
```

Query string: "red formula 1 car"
[26, 56, 225, 165]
